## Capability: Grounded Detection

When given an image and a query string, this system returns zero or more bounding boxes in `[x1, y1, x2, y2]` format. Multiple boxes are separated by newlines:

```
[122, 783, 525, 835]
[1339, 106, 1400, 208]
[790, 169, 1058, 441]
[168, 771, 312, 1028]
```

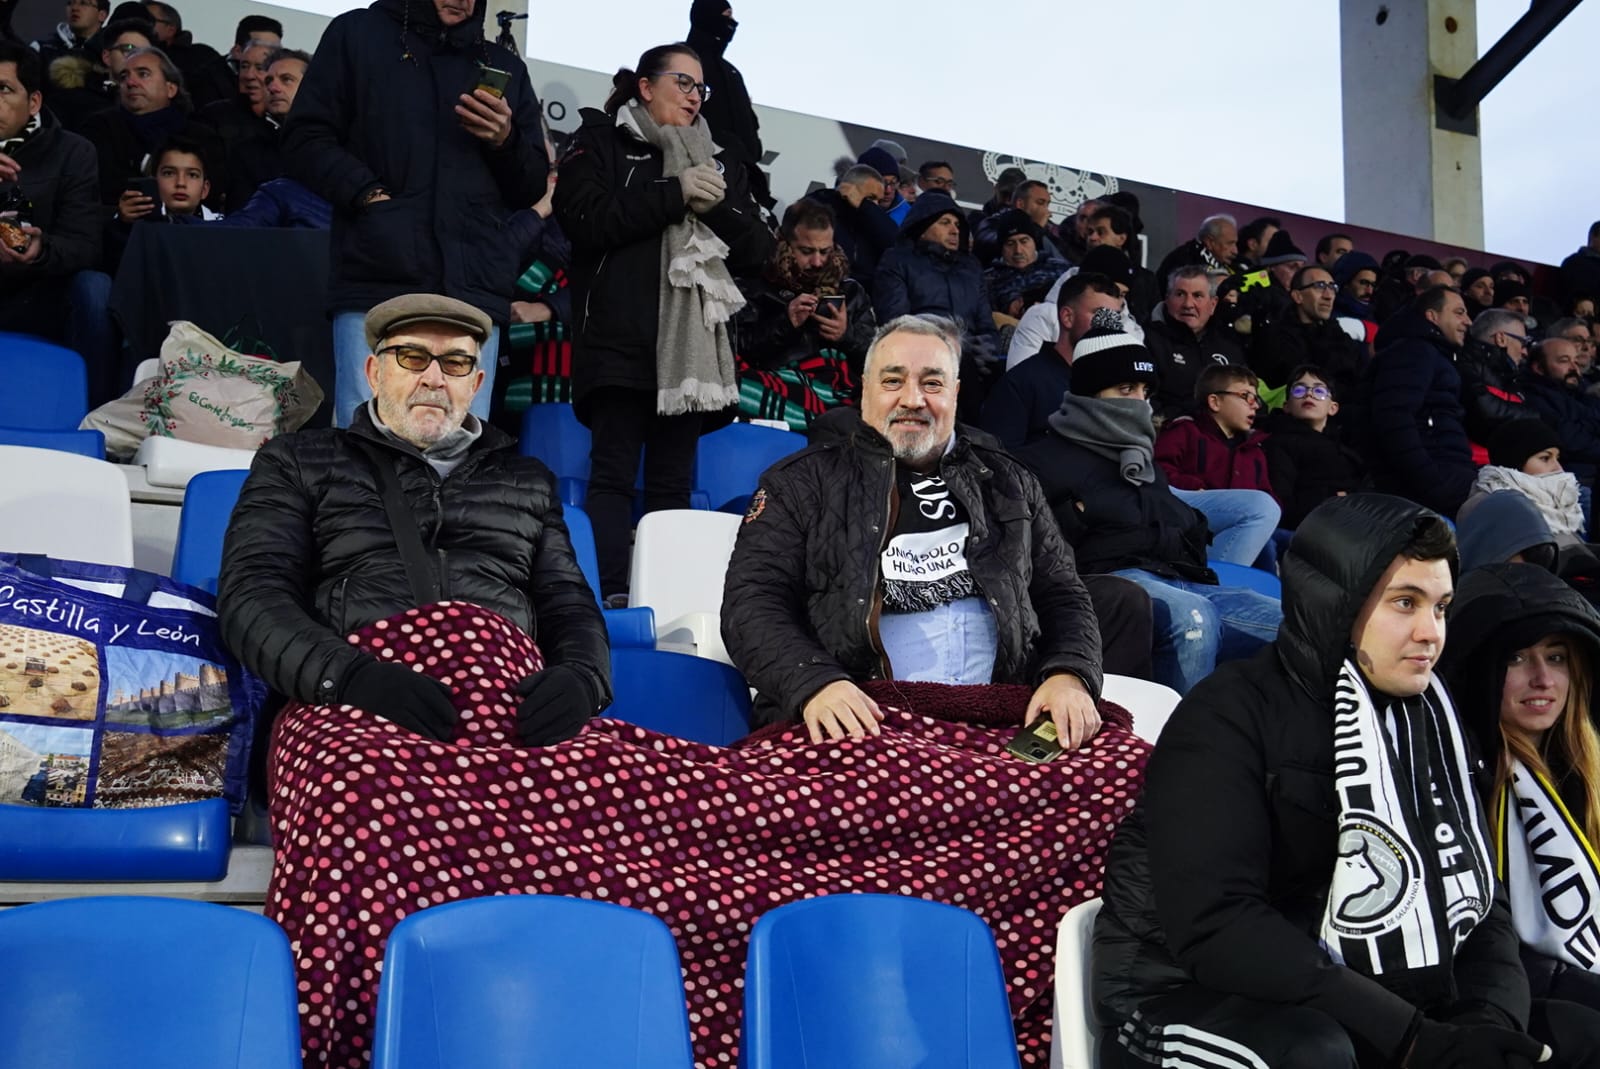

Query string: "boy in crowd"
[1154, 363, 1280, 565]
[1262, 365, 1366, 530]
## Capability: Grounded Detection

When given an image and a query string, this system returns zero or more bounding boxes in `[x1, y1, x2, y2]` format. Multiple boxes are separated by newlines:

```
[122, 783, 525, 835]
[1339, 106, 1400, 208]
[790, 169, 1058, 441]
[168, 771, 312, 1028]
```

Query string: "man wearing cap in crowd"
[982, 207, 1069, 319]
[217, 293, 612, 749]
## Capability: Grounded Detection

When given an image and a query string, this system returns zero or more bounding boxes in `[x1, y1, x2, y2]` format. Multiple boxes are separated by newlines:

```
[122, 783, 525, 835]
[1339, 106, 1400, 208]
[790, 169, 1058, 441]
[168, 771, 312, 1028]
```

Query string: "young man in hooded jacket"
[1092, 492, 1600, 1068]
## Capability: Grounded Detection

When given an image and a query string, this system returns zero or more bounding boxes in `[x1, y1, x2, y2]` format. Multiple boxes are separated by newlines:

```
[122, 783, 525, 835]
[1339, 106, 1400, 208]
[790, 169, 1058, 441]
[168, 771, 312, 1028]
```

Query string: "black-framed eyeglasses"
[1289, 383, 1331, 400]
[656, 71, 711, 101]
[378, 345, 478, 377]
[1504, 333, 1533, 348]
[1294, 280, 1338, 292]
[1212, 389, 1260, 407]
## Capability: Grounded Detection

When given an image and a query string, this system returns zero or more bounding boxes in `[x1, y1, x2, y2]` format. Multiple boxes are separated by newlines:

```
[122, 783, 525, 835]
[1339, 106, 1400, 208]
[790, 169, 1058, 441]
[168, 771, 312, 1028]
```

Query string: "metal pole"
[1442, 0, 1585, 117]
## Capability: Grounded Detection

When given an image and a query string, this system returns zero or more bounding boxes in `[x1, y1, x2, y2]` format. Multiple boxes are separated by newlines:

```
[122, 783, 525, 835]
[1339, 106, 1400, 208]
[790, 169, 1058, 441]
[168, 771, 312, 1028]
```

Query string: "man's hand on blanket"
[338, 659, 459, 742]
[514, 666, 600, 746]
[1027, 673, 1102, 751]
[801, 680, 884, 743]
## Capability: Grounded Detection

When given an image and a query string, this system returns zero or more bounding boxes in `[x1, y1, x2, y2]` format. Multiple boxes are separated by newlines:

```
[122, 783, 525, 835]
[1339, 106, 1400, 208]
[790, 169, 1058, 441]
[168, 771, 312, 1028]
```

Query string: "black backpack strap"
[352, 437, 442, 606]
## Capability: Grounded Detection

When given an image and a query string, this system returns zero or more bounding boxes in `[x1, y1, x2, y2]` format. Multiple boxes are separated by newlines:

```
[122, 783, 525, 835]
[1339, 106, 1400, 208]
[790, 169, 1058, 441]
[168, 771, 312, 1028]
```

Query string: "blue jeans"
[333, 310, 499, 428]
[1111, 569, 1283, 693]
[1170, 487, 1280, 567]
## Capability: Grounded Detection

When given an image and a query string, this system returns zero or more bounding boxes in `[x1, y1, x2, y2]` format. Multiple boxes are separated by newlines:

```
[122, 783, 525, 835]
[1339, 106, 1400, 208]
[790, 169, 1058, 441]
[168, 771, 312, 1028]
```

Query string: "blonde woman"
[1441, 561, 1600, 1012]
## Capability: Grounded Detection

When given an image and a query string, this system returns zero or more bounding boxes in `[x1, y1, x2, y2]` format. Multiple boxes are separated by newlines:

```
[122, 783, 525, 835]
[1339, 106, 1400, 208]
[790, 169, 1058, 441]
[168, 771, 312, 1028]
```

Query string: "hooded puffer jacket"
[1455, 490, 1559, 574]
[1093, 493, 1529, 1060]
[283, 0, 549, 321]
[871, 191, 998, 357]
[719, 410, 1101, 726]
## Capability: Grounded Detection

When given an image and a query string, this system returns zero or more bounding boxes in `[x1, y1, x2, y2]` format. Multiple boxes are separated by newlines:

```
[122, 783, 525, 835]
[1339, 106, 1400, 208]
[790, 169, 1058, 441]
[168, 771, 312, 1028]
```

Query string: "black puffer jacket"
[1014, 428, 1215, 582]
[216, 408, 610, 708]
[555, 106, 774, 421]
[1142, 316, 1243, 422]
[720, 413, 1101, 725]
[283, 0, 548, 321]
[1261, 409, 1367, 530]
[1457, 338, 1528, 449]
[872, 192, 998, 358]
[1093, 494, 1529, 1061]
[1517, 370, 1600, 483]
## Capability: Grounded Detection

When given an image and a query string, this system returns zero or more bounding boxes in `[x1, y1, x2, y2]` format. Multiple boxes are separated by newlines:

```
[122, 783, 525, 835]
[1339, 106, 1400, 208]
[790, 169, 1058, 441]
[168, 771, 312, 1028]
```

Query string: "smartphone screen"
[820, 295, 845, 316]
[476, 66, 511, 98]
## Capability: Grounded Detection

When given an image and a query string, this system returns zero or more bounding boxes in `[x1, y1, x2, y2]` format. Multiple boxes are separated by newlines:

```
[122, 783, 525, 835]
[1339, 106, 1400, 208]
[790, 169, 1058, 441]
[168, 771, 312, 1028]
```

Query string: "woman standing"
[1440, 562, 1600, 1011]
[556, 42, 773, 602]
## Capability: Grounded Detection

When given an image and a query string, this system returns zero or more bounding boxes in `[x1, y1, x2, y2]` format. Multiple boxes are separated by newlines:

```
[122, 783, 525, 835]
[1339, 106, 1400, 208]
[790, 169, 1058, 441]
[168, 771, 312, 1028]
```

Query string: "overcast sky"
[279, 0, 1595, 265]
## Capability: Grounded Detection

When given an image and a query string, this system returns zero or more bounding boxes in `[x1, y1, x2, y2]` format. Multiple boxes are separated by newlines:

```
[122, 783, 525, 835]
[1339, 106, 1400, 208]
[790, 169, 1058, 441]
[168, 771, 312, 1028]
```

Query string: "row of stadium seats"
[3, 890, 1043, 1069]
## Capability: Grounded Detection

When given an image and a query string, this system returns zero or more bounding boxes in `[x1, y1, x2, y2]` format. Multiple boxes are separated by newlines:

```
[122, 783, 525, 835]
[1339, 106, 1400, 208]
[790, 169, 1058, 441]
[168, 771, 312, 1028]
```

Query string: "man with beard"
[1251, 264, 1367, 396]
[217, 293, 611, 747]
[732, 199, 875, 428]
[1144, 266, 1244, 423]
[1363, 286, 1478, 517]
[1519, 335, 1600, 487]
[1461, 267, 1496, 319]
[719, 314, 1115, 743]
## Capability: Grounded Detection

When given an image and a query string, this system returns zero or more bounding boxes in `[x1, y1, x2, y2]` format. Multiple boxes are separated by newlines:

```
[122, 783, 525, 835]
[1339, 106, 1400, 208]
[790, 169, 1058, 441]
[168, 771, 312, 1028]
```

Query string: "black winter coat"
[1517, 370, 1600, 483]
[720, 415, 1102, 726]
[1361, 307, 1477, 517]
[216, 408, 611, 709]
[686, 17, 769, 207]
[283, 0, 548, 321]
[1251, 313, 1366, 397]
[872, 193, 998, 357]
[0, 111, 100, 319]
[77, 105, 222, 208]
[1142, 317, 1243, 422]
[732, 274, 875, 377]
[1559, 247, 1600, 308]
[1014, 429, 1215, 582]
[555, 106, 773, 420]
[1260, 410, 1366, 530]
[1457, 338, 1528, 449]
[1093, 494, 1531, 1061]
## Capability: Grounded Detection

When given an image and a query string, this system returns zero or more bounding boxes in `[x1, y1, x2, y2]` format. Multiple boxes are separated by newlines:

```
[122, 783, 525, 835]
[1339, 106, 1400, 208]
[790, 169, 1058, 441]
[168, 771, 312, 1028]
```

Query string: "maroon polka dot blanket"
[266, 603, 1150, 1067]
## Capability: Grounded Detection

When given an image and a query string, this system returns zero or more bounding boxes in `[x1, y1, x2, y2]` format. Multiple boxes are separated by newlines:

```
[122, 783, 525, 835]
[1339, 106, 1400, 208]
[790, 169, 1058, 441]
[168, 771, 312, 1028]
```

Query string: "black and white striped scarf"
[1320, 660, 1494, 987]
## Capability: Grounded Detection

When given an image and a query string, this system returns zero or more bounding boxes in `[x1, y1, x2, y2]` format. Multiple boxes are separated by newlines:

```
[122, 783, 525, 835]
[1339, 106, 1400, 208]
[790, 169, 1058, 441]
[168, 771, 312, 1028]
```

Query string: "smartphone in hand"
[1006, 714, 1063, 763]
[819, 294, 845, 317]
[475, 66, 511, 98]
[126, 176, 159, 201]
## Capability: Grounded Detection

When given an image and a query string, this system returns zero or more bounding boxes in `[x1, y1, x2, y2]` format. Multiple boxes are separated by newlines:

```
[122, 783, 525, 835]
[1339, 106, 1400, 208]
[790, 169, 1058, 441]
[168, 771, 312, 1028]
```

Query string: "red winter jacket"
[1155, 415, 1278, 503]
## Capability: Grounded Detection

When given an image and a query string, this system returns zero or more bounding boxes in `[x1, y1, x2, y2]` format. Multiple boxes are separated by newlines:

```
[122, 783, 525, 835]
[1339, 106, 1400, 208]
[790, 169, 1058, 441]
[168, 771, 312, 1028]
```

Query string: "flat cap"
[364, 293, 493, 351]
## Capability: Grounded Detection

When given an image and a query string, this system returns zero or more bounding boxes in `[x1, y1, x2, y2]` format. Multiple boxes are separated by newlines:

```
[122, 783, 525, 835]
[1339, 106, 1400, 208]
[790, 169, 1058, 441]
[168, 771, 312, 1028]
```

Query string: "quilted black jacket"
[216, 408, 610, 707]
[720, 413, 1101, 725]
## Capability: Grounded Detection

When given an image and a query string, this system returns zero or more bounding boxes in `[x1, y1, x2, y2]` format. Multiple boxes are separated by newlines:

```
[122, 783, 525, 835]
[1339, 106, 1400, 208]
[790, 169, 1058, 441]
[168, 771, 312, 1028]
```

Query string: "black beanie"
[1460, 267, 1492, 291]
[1258, 229, 1307, 266]
[993, 209, 1044, 250]
[1496, 279, 1531, 305]
[1078, 245, 1133, 285]
[1488, 418, 1560, 471]
[1069, 309, 1157, 396]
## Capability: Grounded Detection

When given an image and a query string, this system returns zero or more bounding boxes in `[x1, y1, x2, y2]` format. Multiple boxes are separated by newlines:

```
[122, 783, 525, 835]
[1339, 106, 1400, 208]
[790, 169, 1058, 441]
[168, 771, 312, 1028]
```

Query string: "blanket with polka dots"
[266, 602, 1150, 1067]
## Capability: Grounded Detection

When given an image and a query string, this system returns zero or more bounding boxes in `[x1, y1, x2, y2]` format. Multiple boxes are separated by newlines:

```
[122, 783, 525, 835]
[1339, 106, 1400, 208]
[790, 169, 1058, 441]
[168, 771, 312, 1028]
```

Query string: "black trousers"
[1084, 574, 1155, 682]
[1101, 985, 1600, 1069]
[585, 386, 702, 597]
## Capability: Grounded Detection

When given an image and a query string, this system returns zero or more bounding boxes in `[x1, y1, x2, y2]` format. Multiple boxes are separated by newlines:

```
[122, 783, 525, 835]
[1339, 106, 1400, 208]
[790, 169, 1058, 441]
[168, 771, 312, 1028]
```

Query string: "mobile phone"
[126, 177, 159, 200]
[1005, 714, 1064, 764]
[475, 66, 511, 98]
[820, 294, 845, 316]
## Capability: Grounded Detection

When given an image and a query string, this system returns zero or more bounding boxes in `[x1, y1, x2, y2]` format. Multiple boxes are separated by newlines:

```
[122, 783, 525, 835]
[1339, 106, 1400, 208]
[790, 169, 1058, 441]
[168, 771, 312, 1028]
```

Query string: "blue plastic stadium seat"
[743, 893, 1021, 1069]
[1208, 559, 1283, 599]
[0, 425, 105, 458]
[608, 647, 751, 745]
[0, 896, 300, 1067]
[562, 504, 654, 647]
[695, 422, 805, 513]
[172, 469, 252, 594]
[0, 332, 90, 430]
[521, 403, 592, 507]
[0, 796, 233, 881]
[373, 895, 696, 1069]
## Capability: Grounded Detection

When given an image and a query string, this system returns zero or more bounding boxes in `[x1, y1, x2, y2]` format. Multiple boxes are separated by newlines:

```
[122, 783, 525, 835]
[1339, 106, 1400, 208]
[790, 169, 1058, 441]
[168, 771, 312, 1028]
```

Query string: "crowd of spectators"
[11, 2, 1600, 1062]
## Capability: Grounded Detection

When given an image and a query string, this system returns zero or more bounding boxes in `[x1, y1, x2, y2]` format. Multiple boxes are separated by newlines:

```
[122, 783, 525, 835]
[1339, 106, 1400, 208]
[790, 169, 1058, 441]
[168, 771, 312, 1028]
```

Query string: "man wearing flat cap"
[217, 293, 611, 747]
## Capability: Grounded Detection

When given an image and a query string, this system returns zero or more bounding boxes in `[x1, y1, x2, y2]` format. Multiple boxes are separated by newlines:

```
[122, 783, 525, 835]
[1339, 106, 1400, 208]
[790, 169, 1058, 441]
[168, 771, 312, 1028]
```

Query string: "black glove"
[514, 665, 599, 746]
[338, 659, 459, 742]
[1408, 1017, 1550, 1069]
